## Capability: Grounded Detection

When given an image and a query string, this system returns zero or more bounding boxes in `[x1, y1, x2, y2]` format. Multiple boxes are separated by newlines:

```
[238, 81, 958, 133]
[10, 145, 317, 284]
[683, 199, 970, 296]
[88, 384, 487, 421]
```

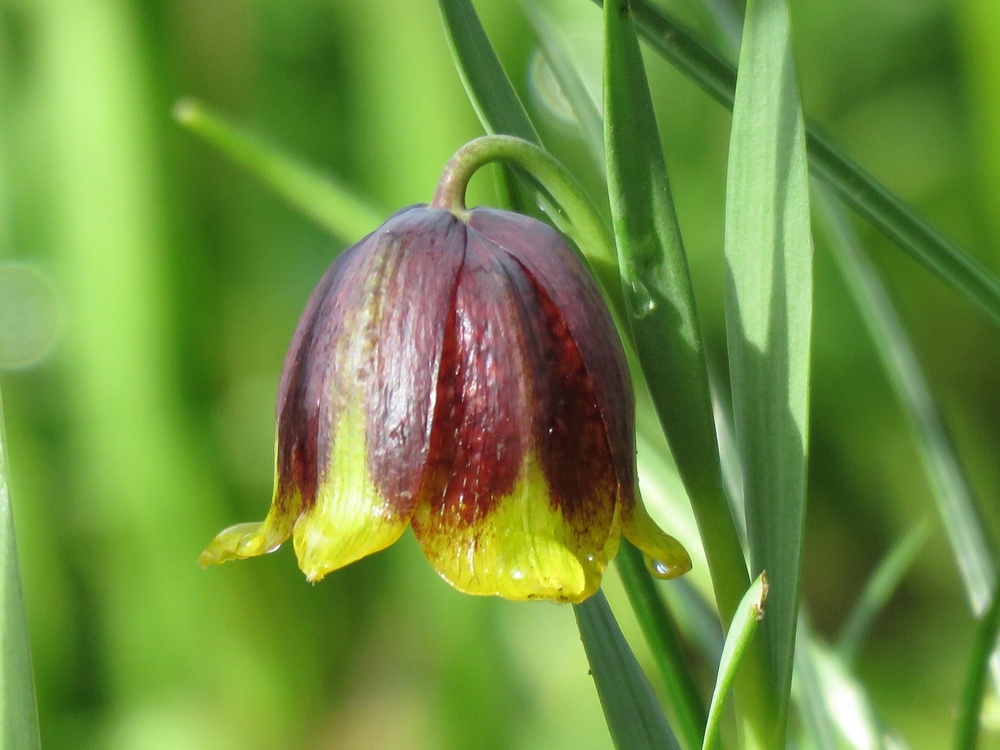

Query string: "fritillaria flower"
[200, 204, 690, 603]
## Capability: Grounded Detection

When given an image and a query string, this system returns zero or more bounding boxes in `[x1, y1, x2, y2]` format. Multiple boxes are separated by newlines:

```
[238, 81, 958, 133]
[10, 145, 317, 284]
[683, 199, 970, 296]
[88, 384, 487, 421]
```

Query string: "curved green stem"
[432, 135, 627, 317]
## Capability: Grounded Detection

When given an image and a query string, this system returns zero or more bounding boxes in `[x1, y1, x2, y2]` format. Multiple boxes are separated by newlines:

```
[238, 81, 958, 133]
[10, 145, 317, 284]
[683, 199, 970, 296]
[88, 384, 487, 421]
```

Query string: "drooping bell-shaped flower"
[200, 204, 690, 603]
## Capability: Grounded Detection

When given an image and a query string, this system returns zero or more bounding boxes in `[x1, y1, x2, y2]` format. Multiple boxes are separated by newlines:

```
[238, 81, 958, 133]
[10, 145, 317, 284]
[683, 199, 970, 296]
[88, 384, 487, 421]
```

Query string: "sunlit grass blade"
[0, 390, 41, 750]
[173, 99, 381, 244]
[574, 591, 682, 750]
[603, 5, 784, 745]
[954, 585, 1000, 750]
[794, 617, 887, 750]
[585, 0, 1000, 328]
[702, 574, 768, 750]
[816, 193, 999, 676]
[436, 0, 539, 143]
[603, 0, 748, 630]
[617, 542, 706, 750]
[436, 0, 540, 212]
[723, 0, 813, 738]
[836, 520, 931, 665]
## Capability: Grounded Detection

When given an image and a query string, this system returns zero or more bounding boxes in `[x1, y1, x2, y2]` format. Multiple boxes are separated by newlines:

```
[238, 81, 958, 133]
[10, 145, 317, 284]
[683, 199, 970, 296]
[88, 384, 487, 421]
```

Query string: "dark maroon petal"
[466, 209, 636, 504]
[416, 234, 527, 526]
[365, 208, 467, 510]
[414, 226, 617, 545]
[275, 234, 370, 515]
[275, 205, 465, 517]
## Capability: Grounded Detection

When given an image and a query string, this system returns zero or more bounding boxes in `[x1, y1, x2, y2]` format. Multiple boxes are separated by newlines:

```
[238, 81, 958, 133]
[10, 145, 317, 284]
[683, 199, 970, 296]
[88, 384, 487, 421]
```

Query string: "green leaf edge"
[0, 388, 42, 750]
[702, 574, 768, 750]
[574, 591, 682, 750]
[723, 0, 813, 738]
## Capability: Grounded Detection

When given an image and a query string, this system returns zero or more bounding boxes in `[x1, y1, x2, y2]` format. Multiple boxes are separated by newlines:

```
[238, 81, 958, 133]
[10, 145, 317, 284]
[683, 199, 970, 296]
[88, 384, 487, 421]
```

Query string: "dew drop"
[644, 553, 684, 580]
[629, 280, 656, 318]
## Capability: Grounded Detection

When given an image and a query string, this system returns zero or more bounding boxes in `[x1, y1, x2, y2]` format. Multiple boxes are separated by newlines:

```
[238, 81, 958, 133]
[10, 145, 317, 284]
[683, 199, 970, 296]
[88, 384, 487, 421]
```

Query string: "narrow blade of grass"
[723, 0, 813, 737]
[816, 192, 999, 681]
[173, 99, 382, 244]
[603, 0, 748, 632]
[0, 390, 41, 750]
[617, 542, 706, 750]
[837, 520, 932, 664]
[954, 583, 1000, 750]
[794, 617, 887, 750]
[585, 0, 1000, 328]
[604, 5, 783, 745]
[574, 590, 682, 750]
[702, 574, 768, 750]
[436, 0, 539, 212]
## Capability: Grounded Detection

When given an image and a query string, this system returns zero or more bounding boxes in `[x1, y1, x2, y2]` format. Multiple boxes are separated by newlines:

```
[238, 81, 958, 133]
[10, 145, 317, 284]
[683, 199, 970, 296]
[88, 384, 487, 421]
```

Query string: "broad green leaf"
[702, 574, 768, 750]
[954, 585, 1000, 750]
[617, 542, 706, 750]
[723, 0, 812, 738]
[0, 390, 41, 750]
[586, 0, 1000, 328]
[173, 100, 381, 244]
[836, 520, 931, 664]
[816, 193, 998, 681]
[574, 591, 682, 750]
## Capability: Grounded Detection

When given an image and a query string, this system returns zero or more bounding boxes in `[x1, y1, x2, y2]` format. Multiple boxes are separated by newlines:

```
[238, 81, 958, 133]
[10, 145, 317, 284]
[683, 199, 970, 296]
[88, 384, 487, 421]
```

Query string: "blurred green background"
[1, 0, 1000, 747]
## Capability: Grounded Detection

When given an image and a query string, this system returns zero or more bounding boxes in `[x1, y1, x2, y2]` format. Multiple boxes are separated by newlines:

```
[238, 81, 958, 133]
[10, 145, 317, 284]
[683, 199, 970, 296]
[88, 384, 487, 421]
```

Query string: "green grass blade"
[836, 520, 932, 665]
[816, 193, 998, 673]
[436, 0, 539, 143]
[954, 585, 1000, 750]
[603, 0, 748, 630]
[574, 591, 682, 750]
[604, 5, 784, 744]
[723, 0, 813, 737]
[0, 390, 41, 750]
[586, 0, 1000, 328]
[436, 0, 540, 212]
[794, 617, 886, 750]
[617, 542, 706, 750]
[702, 574, 768, 750]
[173, 99, 382, 244]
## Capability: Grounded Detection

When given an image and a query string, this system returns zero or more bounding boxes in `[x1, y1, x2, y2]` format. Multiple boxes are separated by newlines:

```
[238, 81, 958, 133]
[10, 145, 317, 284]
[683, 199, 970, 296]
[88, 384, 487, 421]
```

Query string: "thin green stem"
[432, 135, 627, 316]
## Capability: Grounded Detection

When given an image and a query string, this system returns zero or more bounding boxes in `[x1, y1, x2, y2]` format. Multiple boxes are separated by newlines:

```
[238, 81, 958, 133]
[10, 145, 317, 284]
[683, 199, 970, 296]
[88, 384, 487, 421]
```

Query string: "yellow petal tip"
[623, 499, 692, 581]
[198, 521, 279, 567]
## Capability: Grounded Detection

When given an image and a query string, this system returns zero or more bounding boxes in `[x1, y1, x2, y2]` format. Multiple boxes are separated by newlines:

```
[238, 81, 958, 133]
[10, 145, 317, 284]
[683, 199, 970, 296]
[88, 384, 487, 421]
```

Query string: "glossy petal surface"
[202, 208, 467, 579]
[200, 204, 690, 601]
[411, 225, 619, 603]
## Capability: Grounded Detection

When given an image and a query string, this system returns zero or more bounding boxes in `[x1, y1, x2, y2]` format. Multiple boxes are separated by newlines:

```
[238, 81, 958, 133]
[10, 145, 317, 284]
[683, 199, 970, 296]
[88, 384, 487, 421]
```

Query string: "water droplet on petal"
[644, 553, 685, 580]
[629, 280, 656, 318]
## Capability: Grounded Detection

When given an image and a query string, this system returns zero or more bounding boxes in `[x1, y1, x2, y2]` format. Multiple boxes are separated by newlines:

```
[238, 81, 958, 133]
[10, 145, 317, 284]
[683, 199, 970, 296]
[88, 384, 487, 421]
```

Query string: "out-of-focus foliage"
[0, 1, 998, 748]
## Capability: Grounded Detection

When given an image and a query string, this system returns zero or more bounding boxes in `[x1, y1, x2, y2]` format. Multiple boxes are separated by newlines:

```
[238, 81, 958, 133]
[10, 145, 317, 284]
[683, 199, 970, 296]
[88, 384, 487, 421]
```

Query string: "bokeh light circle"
[0, 261, 62, 370]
